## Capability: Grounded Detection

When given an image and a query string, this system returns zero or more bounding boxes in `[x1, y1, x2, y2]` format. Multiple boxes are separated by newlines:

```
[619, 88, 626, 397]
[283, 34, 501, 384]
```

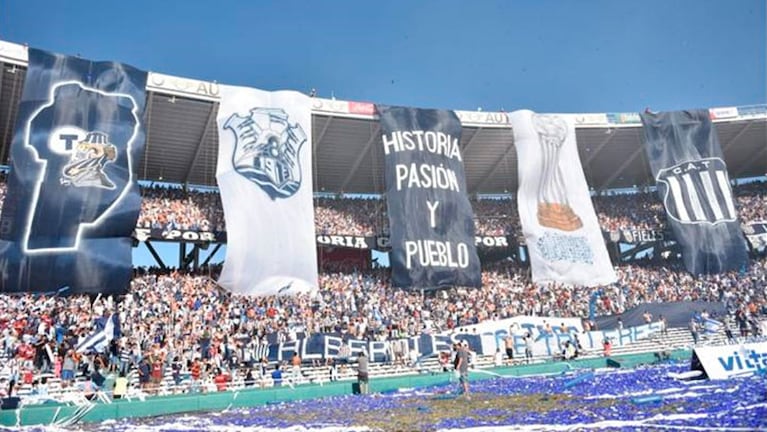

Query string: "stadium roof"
[1, 40, 765, 195]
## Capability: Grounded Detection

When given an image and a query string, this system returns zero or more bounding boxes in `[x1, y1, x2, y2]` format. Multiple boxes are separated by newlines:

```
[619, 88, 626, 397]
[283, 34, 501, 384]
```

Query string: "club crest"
[655, 157, 737, 225]
[60, 131, 117, 189]
[224, 108, 306, 199]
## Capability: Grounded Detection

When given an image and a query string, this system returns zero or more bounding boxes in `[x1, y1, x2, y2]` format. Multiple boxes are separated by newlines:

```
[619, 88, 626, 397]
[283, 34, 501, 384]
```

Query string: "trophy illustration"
[532, 114, 582, 231]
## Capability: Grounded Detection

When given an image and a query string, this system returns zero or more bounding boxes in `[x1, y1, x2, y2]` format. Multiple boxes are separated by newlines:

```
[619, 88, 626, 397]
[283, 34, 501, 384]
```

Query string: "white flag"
[216, 85, 318, 296]
[512, 110, 616, 286]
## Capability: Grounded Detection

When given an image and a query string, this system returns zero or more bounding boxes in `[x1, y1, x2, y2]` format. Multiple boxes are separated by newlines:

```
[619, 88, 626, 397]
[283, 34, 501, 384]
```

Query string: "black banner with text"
[131, 227, 512, 251]
[377, 106, 481, 289]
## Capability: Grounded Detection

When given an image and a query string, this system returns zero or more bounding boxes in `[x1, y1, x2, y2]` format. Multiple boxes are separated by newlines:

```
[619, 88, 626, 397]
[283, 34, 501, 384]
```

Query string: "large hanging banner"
[0, 49, 147, 295]
[217, 86, 317, 296]
[377, 105, 481, 289]
[641, 110, 748, 275]
[512, 110, 616, 286]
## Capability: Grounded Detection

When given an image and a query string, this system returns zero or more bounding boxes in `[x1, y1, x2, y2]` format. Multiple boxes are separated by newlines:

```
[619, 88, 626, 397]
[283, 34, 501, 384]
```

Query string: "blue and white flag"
[377, 105, 481, 290]
[703, 318, 722, 335]
[0, 48, 147, 295]
[216, 85, 317, 296]
[76, 314, 120, 353]
[511, 110, 616, 286]
[641, 110, 748, 275]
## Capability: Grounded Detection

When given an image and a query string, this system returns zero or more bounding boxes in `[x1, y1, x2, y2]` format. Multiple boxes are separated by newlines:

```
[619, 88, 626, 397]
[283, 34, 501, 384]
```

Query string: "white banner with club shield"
[512, 110, 616, 286]
[216, 85, 317, 296]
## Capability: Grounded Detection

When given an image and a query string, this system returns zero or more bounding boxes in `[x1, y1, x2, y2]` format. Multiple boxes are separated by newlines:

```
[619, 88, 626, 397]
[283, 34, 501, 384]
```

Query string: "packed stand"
[734, 180, 767, 224]
[136, 185, 226, 233]
[593, 192, 667, 232]
[1, 257, 765, 399]
[593, 180, 767, 232]
[470, 198, 521, 236]
[0, 179, 764, 236]
[314, 197, 385, 236]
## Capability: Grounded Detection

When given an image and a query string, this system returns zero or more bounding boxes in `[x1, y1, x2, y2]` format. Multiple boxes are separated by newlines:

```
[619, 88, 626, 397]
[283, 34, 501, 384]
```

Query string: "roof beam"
[470, 130, 516, 193]
[338, 123, 380, 193]
[461, 127, 483, 154]
[636, 134, 654, 188]
[183, 101, 219, 184]
[599, 133, 644, 190]
[721, 121, 753, 153]
[0, 64, 5, 106]
[312, 115, 333, 160]
[1, 66, 25, 164]
[732, 144, 766, 179]
[0, 65, 7, 164]
[583, 128, 616, 168]
[598, 122, 757, 190]
[139, 92, 155, 181]
[581, 130, 617, 190]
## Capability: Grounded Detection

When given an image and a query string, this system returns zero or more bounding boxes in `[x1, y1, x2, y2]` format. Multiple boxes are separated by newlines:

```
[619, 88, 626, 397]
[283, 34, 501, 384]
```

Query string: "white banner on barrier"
[452, 316, 661, 358]
[692, 341, 767, 379]
[256, 316, 662, 363]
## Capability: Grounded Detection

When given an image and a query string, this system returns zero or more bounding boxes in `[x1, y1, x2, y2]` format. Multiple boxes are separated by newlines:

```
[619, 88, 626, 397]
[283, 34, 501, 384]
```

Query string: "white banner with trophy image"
[512, 110, 616, 286]
[216, 85, 318, 296]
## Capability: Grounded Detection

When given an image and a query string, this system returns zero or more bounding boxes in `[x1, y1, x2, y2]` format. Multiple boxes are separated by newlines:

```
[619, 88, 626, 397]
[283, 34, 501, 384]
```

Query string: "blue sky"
[2, 0, 765, 113]
[2, 1, 764, 267]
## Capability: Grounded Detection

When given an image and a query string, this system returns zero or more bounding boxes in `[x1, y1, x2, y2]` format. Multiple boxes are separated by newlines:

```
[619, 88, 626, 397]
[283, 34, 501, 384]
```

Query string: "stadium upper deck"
[0, 40, 764, 194]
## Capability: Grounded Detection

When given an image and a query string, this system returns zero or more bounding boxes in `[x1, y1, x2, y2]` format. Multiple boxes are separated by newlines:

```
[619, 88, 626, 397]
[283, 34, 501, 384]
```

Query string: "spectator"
[455, 342, 470, 398]
[524, 333, 534, 364]
[659, 315, 668, 336]
[689, 319, 699, 345]
[244, 369, 256, 387]
[138, 358, 151, 392]
[603, 338, 612, 357]
[504, 333, 515, 363]
[113, 373, 128, 399]
[291, 352, 302, 381]
[213, 368, 229, 392]
[356, 351, 369, 395]
[271, 365, 283, 387]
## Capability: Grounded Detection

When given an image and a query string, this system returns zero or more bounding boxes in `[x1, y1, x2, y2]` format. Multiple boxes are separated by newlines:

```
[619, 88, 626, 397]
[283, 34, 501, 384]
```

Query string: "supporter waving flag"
[641, 110, 748, 275]
[511, 110, 616, 286]
[76, 313, 120, 353]
[216, 85, 317, 296]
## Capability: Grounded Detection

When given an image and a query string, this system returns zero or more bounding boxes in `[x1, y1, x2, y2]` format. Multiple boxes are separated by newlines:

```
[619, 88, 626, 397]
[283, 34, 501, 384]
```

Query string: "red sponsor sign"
[708, 107, 738, 119]
[348, 101, 376, 115]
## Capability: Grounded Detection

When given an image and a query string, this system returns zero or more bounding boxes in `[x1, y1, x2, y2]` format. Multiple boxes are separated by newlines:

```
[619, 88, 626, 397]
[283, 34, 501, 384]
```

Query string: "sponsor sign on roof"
[709, 106, 739, 120]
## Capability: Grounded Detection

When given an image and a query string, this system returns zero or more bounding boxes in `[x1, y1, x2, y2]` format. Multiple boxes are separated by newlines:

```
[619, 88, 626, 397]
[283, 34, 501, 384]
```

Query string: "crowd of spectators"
[470, 198, 520, 236]
[593, 192, 667, 232]
[0, 177, 765, 399]
[0, 178, 764, 237]
[137, 185, 226, 233]
[314, 197, 385, 236]
[1, 255, 765, 398]
[734, 181, 767, 224]
[136, 179, 767, 236]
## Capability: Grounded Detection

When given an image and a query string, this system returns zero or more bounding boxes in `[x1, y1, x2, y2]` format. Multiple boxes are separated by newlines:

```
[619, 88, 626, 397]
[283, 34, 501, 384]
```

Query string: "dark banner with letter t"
[377, 105, 481, 290]
[640, 110, 748, 275]
[0, 48, 147, 295]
